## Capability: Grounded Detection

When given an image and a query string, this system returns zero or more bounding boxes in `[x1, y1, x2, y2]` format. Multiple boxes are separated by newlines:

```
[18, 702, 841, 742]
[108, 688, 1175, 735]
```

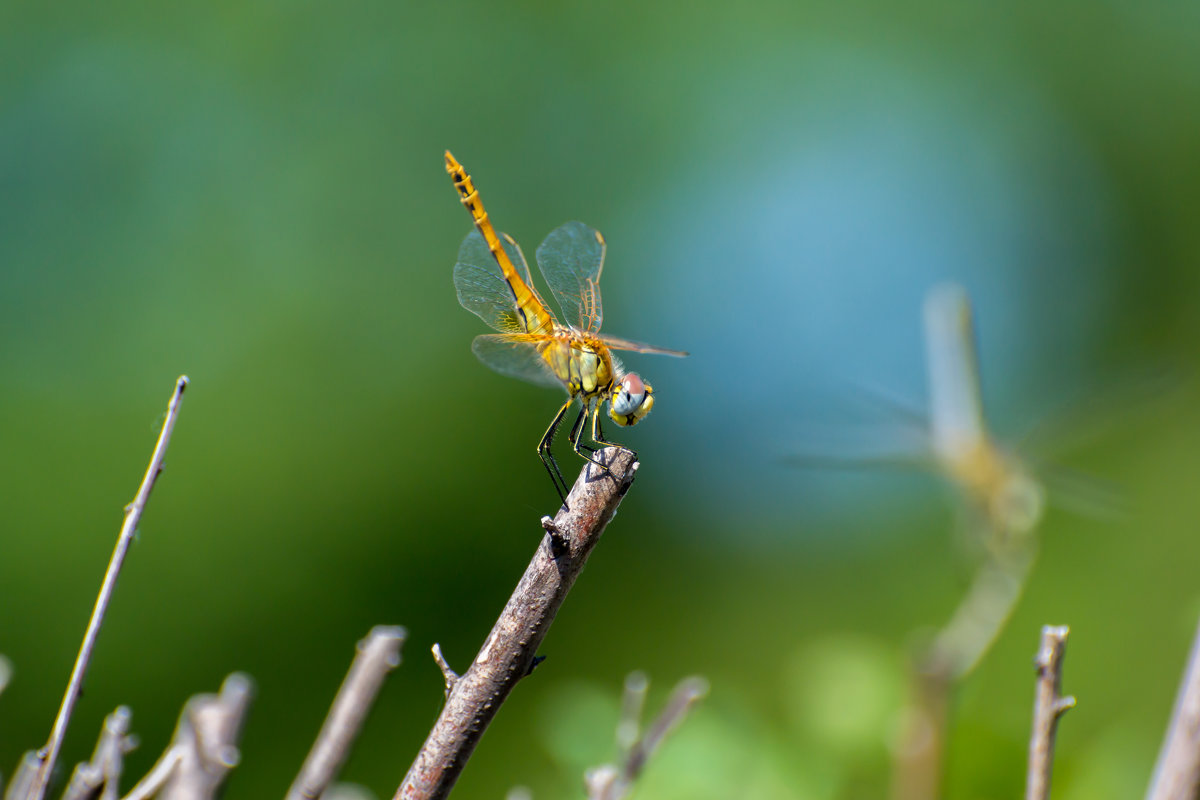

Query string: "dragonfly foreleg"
[570, 400, 613, 470]
[539, 398, 574, 504]
[591, 402, 636, 462]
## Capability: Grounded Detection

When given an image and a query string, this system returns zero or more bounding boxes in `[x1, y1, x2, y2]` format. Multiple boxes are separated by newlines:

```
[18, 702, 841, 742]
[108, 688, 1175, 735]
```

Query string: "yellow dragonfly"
[445, 151, 688, 501]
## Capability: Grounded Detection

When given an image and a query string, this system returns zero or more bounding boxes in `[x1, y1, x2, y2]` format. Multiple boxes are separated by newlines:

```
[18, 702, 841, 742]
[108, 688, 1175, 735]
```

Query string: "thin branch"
[286, 627, 407, 800]
[120, 672, 253, 800]
[888, 666, 951, 800]
[430, 645, 459, 697]
[586, 675, 709, 800]
[0, 655, 11, 698]
[1146, 614, 1200, 800]
[615, 672, 649, 756]
[1025, 625, 1074, 800]
[23, 376, 189, 800]
[60, 707, 137, 800]
[7, 753, 43, 800]
[394, 447, 640, 800]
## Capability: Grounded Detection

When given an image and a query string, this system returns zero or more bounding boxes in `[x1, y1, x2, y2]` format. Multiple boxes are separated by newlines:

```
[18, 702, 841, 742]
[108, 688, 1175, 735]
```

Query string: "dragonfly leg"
[569, 403, 593, 455]
[571, 401, 617, 470]
[591, 403, 636, 461]
[538, 399, 574, 504]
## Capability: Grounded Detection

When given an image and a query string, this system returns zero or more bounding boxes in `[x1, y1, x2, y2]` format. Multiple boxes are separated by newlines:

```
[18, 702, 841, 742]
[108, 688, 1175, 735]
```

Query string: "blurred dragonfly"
[445, 151, 687, 502]
[788, 284, 1114, 551]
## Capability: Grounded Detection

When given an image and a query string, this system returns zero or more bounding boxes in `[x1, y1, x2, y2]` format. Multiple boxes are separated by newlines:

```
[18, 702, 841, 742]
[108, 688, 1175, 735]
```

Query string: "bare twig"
[394, 447, 639, 800]
[120, 672, 253, 800]
[586, 675, 709, 800]
[615, 672, 649, 756]
[60, 707, 137, 800]
[1025, 625, 1074, 800]
[0, 655, 11, 698]
[21, 376, 189, 800]
[1146, 615, 1200, 800]
[286, 627, 407, 800]
[7, 753, 42, 800]
[888, 666, 950, 800]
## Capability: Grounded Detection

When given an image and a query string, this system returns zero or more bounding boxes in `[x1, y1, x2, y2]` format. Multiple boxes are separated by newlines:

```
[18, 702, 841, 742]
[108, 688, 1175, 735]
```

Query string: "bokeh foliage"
[2, 1, 1199, 798]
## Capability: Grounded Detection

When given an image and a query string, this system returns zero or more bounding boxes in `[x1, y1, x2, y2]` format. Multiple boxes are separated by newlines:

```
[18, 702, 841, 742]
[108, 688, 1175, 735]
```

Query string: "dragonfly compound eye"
[609, 374, 654, 426]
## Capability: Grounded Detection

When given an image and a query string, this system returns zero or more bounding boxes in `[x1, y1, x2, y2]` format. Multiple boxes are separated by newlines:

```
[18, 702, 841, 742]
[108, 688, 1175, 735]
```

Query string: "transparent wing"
[536, 221, 606, 332]
[471, 334, 563, 389]
[923, 284, 986, 460]
[595, 333, 689, 357]
[454, 230, 554, 333]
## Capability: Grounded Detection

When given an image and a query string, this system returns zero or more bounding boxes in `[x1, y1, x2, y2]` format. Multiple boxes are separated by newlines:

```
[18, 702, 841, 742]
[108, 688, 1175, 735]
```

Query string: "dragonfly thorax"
[943, 437, 1045, 539]
[540, 333, 616, 400]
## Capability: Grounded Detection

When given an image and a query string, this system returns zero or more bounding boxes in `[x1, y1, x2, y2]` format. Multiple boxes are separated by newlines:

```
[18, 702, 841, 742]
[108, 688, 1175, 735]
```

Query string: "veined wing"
[471, 333, 563, 389]
[923, 284, 986, 460]
[455, 230, 557, 334]
[536, 221, 606, 333]
[596, 332, 689, 357]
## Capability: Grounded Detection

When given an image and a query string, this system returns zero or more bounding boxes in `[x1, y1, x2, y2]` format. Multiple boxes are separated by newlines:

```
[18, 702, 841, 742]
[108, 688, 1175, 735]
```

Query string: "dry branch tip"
[285, 628, 405, 800]
[432, 644, 459, 696]
[1025, 625, 1072, 800]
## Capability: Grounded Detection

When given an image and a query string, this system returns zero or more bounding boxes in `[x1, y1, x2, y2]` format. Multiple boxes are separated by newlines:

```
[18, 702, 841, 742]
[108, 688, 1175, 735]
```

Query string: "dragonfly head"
[608, 373, 654, 427]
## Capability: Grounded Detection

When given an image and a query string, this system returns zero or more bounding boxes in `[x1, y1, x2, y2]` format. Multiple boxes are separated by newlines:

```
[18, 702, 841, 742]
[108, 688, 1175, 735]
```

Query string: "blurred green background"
[2, 1, 1199, 798]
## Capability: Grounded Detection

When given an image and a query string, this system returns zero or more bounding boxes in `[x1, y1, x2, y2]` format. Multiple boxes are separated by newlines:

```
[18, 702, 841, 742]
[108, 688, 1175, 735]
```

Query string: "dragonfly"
[445, 151, 688, 502]
[789, 284, 1046, 549]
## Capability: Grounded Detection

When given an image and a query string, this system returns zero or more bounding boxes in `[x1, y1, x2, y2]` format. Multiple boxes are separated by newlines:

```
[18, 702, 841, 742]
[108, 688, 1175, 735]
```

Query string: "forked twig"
[1146, 615, 1200, 800]
[1025, 625, 1074, 800]
[586, 675, 709, 800]
[21, 377, 189, 800]
[59, 706, 137, 800]
[120, 673, 253, 800]
[286, 627, 407, 800]
[394, 448, 639, 800]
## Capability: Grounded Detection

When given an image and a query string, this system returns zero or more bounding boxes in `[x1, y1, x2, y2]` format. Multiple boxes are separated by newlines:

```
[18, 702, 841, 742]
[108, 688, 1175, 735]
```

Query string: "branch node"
[525, 655, 546, 677]
[541, 516, 568, 557]
[432, 644, 459, 696]
[1053, 696, 1076, 716]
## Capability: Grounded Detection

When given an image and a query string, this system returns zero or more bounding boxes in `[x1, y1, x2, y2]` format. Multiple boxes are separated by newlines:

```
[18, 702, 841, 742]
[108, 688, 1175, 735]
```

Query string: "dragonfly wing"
[455, 230, 553, 333]
[536, 221, 606, 333]
[595, 333, 689, 357]
[471, 334, 563, 389]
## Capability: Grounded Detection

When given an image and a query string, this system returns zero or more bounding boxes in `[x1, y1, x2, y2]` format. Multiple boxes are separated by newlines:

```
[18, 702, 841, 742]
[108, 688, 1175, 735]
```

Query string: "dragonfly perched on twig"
[445, 152, 687, 503]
